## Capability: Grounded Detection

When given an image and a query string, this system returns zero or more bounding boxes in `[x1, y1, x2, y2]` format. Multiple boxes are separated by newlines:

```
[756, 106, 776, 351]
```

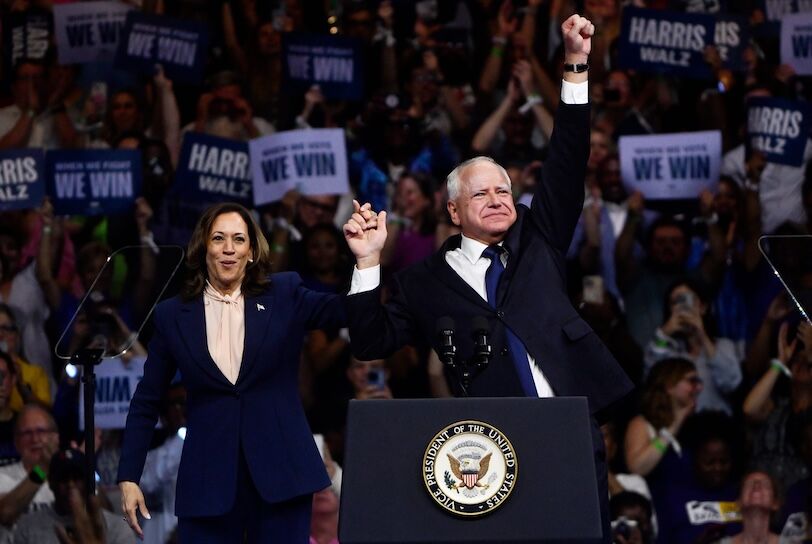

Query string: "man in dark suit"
[343, 14, 633, 542]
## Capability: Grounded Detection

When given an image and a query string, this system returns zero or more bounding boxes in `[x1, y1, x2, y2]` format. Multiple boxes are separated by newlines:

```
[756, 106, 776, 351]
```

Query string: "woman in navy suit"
[117, 202, 348, 542]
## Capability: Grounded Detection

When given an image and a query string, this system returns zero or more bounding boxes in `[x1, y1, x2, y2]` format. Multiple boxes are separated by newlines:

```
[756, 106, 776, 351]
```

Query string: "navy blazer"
[346, 102, 634, 421]
[118, 272, 345, 517]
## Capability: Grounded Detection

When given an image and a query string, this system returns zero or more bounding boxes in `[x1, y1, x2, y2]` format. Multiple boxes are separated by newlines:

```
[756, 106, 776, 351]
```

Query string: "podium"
[339, 397, 602, 544]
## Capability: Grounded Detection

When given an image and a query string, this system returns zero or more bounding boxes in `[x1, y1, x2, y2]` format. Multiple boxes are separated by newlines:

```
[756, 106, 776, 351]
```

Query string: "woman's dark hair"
[662, 277, 719, 340]
[0, 304, 17, 328]
[398, 171, 437, 236]
[301, 223, 352, 283]
[640, 357, 696, 429]
[103, 88, 144, 143]
[0, 350, 17, 379]
[182, 202, 271, 300]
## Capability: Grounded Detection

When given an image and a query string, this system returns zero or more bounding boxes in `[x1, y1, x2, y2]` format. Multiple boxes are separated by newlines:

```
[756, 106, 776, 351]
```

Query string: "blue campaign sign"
[282, 33, 365, 101]
[2, 8, 52, 75]
[618, 7, 715, 79]
[715, 15, 749, 72]
[0, 149, 45, 211]
[46, 149, 141, 215]
[114, 12, 208, 84]
[747, 97, 812, 167]
[174, 132, 253, 206]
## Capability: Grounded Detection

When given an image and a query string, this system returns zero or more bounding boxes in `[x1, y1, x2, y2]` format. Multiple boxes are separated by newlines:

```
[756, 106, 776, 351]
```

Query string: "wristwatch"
[563, 63, 590, 73]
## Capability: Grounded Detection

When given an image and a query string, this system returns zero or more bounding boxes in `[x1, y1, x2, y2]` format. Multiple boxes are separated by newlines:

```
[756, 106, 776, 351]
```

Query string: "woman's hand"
[119, 481, 151, 539]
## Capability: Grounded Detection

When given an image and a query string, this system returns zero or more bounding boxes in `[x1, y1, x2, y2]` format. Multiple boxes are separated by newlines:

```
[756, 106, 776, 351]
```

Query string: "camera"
[367, 367, 386, 389]
[610, 516, 638, 540]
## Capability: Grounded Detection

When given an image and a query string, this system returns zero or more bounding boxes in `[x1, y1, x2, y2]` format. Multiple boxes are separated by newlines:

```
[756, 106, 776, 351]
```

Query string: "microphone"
[436, 316, 456, 366]
[471, 316, 492, 365]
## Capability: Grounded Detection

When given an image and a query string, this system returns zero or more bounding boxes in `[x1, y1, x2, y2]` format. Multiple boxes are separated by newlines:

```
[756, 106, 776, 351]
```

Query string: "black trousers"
[177, 450, 312, 543]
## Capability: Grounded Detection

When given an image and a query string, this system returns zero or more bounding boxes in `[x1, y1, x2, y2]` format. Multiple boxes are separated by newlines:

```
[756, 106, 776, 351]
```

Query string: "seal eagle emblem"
[422, 420, 518, 517]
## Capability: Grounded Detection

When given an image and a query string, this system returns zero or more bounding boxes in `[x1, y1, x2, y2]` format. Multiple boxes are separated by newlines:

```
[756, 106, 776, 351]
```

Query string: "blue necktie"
[482, 245, 538, 397]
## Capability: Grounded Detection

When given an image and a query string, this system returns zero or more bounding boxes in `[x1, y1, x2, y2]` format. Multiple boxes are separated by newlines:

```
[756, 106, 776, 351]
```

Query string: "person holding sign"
[343, 14, 633, 542]
[117, 202, 346, 542]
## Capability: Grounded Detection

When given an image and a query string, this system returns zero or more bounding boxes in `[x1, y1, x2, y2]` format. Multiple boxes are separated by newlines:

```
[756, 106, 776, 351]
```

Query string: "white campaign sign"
[249, 128, 349, 205]
[619, 131, 721, 200]
[79, 356, 144, 430]
[54, 1, 133, 65]
[782, 12, 812, 75]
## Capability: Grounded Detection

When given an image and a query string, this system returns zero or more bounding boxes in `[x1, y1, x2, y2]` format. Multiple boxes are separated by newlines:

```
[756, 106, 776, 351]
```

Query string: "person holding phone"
[346, 357, 392, 401]
[644, 279, 741, 415]
[118, 202, 346, 543]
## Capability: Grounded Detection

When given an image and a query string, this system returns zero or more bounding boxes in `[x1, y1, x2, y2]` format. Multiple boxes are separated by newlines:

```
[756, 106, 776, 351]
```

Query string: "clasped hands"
[343, 200, 387, 269]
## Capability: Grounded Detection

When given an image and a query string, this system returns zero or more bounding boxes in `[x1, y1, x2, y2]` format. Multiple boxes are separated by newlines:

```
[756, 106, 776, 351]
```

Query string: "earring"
[249, 258, 254, 263]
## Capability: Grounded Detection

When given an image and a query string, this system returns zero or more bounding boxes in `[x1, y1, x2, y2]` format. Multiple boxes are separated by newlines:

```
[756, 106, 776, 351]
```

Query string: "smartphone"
[582, 276, 605, 305]
[367, 367, 386, 389]
[673, 292, 695, 312]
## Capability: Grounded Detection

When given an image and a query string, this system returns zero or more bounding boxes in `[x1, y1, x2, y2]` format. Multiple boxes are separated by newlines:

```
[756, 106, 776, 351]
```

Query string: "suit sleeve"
[117, 306, 177, 484]
[344, 274, 417, 361]
[291, 273, 347, 330]
[531, 101, 590, 253]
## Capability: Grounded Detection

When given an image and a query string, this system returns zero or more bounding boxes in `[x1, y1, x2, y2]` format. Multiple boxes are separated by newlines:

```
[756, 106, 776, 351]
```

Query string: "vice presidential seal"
[422, 420, 517, 517]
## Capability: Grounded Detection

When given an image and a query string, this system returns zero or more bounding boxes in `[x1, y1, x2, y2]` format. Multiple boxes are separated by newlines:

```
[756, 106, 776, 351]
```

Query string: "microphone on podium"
[436, 316, 456, 367]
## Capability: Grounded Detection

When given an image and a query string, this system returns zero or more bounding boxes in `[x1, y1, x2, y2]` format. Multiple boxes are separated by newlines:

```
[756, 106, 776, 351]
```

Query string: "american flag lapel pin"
[257, 303, 265, 311]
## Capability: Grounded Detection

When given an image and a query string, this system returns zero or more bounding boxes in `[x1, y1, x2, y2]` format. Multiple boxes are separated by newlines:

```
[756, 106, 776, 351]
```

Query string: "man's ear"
[447, 200, 461, 226]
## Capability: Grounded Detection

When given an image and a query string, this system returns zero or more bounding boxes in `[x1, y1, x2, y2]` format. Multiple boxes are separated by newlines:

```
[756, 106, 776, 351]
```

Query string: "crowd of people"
[0, 0, 811, 542]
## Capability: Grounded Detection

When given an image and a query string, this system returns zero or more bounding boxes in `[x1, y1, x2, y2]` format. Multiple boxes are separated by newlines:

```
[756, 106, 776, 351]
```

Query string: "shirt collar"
[459, 234, 504, 265]
[204, 280, 242, 303]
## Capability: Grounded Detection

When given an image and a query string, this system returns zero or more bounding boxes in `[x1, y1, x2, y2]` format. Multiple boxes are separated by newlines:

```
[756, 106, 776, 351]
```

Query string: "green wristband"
[29, 465, 46, 484]
[652, 437, 667, 453]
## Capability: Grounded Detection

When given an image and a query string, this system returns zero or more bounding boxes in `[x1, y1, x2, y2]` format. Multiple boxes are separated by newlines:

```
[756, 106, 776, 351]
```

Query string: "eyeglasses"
[301, 198, 338, 213]
[16, 427, 56, 440]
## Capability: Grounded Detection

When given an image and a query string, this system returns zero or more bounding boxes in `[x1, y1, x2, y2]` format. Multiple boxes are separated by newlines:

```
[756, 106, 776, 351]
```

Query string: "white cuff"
[561, 80, 588, 105]
[349, 264, 381, 294]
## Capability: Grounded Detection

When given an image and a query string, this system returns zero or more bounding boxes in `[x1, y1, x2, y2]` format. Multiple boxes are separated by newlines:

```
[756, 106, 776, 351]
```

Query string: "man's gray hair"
[446, 156, 512, 201]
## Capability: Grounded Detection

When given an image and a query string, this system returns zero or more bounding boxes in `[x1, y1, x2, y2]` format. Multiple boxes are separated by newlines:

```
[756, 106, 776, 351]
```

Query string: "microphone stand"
[437, 317, 493, 397]
[72, 345, 105, 499]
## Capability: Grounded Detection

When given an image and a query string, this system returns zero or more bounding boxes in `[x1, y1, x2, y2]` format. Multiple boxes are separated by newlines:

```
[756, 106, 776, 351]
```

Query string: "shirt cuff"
[561, 80, 588, 105]
[349, 264, 381, 294]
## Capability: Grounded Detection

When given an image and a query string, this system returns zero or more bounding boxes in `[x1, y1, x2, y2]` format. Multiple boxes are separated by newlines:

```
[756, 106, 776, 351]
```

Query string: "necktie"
[482, 246, 537, 396]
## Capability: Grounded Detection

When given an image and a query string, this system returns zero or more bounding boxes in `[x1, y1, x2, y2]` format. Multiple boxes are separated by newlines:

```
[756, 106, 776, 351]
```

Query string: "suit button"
[501, 347, 509, 356]
[234, 391, 240, 399]
[497, 310, 505, 319]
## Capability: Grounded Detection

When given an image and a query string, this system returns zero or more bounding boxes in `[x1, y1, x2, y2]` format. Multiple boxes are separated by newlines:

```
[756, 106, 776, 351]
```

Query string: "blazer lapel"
[497, 209, 526, 304]
[176, 297, 231, 386]
[429, 235, 492, 313]
[237, 290, 274, 384]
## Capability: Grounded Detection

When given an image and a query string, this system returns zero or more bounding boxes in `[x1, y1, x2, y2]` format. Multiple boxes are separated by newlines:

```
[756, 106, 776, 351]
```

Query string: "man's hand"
[343, 200, 386, 269]
[56, 489, 105, 544]
[512, 60, 536, 97]
[120, 481, 151, 539]
[497, 0, 518, 38]
[561, 14, 594, 65]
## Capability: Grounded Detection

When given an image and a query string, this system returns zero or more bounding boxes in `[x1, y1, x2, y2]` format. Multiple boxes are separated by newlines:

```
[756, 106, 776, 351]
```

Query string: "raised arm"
[529, 14, 593, 253]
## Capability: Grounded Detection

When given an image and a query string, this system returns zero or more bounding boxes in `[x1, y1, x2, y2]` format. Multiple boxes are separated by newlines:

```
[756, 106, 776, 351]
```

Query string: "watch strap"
[563, 63, 589, 73]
